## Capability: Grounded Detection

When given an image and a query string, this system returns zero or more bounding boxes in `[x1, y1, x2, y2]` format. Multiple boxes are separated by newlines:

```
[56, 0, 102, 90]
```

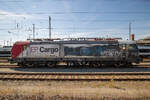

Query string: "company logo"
[30, 47, 38, 53]
[40, 47, 59, 54]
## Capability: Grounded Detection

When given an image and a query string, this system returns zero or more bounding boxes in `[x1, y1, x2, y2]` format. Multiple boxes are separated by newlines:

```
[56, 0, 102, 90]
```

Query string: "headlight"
[122, 46, 126, 50]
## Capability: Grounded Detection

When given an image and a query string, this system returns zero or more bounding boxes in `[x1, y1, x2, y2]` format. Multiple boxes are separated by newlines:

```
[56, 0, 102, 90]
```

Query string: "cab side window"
[128, 44, 138, 50]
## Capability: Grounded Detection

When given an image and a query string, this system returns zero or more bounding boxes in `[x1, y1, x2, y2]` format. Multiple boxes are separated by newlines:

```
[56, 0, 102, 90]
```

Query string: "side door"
[21, 45, 28, 57]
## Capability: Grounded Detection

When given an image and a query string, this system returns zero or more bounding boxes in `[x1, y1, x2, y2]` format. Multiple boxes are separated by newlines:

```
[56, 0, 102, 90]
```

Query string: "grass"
[0, 81, 150, 100]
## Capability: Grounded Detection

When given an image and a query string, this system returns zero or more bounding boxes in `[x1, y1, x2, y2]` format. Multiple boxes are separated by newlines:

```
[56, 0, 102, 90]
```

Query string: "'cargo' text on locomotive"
[40, 47, 59, 54]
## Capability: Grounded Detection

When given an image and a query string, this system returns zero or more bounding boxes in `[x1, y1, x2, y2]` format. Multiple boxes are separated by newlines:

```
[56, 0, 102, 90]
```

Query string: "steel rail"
[0, 65, 18, 68]
[1, 72, 150, 75]
[0, 72, 150, 81]
[0, 57, 9, 60]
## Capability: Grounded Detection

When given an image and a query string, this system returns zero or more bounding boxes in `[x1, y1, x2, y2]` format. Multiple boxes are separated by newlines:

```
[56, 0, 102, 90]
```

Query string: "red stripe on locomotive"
[11, 41, 30, 59]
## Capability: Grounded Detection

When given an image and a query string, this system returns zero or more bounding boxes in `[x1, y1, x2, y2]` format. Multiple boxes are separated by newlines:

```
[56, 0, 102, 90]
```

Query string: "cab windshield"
[128, 44, 138, 51]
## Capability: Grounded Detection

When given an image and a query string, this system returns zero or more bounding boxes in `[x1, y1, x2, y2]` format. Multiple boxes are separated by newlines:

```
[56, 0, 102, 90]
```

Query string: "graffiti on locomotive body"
[101, 49, 120, 56]
[30, 46, 59, 54]
[64, 45, 121, 57]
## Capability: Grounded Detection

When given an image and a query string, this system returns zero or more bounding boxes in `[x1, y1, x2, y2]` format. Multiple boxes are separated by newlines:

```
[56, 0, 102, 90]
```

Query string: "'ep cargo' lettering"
[40, 47, 59, 54]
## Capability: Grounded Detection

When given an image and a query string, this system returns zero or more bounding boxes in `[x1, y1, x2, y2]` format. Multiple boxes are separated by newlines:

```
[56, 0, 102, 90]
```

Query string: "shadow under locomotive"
[11, 65, 150, 73]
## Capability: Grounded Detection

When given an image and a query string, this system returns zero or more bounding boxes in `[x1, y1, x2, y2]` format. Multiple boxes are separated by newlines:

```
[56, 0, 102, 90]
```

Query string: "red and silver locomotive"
[9, 38, 141, 67]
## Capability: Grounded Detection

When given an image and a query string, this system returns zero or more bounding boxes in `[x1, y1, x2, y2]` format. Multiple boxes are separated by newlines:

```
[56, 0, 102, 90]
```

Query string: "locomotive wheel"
[94, 63, 100, 67]
[89, 62, 99, 67]
[47, 62, 55, 67]
[67, 62, 74, 67]
[80, 61, 87, 66]
[119, 63, 127, 67]
[115, 63, 121, 67]
[49, 62, 57, 67]
[97, 63, 102, 67]
[89, 62, 95, 67]
[17, 62, 25, 67]
[17, 62, 22, 66]
[126, 62, 132, 67]
[26, 63, 34, 67]
[73, 62, 80, 67]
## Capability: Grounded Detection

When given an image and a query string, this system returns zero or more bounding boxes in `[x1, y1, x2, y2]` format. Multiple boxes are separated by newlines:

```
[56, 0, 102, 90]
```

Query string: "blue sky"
[0, 0, 150, 45]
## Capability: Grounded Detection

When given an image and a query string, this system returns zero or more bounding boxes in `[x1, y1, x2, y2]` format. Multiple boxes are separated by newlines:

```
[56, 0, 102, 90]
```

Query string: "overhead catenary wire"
[0, 26, 150, 31]
[0, 1, 149, 35]
[1, 11, 150, 15]
[1, 19, 150, 23]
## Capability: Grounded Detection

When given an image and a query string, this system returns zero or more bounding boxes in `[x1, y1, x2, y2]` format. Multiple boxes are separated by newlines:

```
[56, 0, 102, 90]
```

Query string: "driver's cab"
[119, 40, 138, 54]
[118, 40, 140, 63]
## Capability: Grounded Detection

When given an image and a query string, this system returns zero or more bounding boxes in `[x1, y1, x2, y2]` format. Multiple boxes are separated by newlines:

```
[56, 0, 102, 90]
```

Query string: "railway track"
[0, 58, 9, 63]
[0, 65, 18, 68]
[0, 72, 150, 81]
[0, 57, 9, 60]
[0, 57, 18, 67]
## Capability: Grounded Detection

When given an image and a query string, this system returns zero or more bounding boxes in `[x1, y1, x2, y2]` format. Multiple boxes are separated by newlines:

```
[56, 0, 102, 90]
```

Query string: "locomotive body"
[10, 39, 140, 67]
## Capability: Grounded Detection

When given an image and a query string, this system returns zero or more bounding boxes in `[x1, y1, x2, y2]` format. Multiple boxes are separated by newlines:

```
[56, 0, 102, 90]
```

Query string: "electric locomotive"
[9, 38, 140, 67]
